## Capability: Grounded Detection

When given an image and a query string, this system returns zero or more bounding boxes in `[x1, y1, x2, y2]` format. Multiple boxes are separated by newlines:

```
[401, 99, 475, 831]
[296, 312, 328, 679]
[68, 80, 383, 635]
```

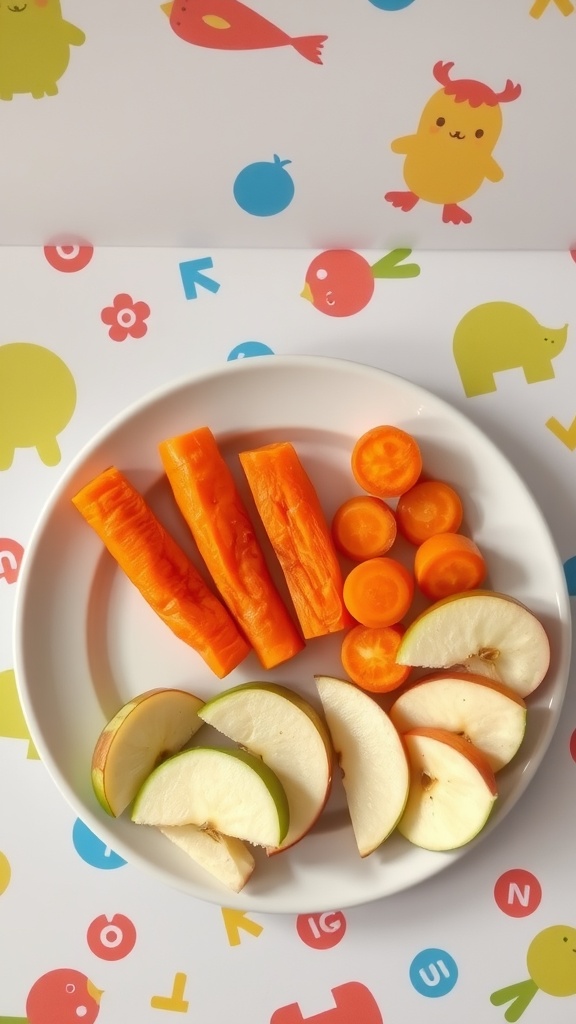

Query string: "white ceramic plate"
[13, 355, 571, 913]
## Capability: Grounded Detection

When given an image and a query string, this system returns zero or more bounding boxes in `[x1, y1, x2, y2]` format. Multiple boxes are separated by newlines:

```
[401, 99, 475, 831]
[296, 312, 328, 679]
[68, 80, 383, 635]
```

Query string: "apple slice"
[398, 727, 498, 851]
[314, 675, 410, 857]
[396, 590, 550, 697]
[389, 672, 527, 771]
[91, 688, 204, 817]
[159, 825, 255, 893]
[131, 746, 289, 849]
[198, 682, 333, 854]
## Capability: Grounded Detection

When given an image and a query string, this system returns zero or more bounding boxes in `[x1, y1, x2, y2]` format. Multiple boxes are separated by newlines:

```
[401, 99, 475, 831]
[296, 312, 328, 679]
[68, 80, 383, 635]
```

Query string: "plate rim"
[12, 354, 573, 912]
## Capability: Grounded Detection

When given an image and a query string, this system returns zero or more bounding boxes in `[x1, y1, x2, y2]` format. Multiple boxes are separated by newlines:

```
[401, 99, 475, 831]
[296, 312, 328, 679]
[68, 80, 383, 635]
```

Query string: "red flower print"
[101, 293, 150, 342]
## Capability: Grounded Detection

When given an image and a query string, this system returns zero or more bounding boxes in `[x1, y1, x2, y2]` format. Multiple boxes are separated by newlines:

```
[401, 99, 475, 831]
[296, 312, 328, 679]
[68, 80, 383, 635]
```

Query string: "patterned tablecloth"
[1, 245, 575, 1024]
[3, 0, 576, 1018]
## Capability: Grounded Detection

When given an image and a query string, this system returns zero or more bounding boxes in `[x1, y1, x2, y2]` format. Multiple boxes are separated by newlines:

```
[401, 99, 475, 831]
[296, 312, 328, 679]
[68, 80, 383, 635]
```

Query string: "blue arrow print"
[179, 257, 221, 300]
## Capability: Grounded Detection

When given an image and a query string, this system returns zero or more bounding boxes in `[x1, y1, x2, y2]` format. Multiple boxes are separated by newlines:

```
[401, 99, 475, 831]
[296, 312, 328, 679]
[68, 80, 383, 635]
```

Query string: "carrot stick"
[414, 532, 487, 601]
[332, 495, 397, 561]
[158, 427, 305, 670]
[351, 425, 422, 498]
[239, 441, 351, 640]
[396, 479, 463, 545]
[71, 466, 251, 678]
[341, 623, 411, 693]
[343, 556, 414, 628]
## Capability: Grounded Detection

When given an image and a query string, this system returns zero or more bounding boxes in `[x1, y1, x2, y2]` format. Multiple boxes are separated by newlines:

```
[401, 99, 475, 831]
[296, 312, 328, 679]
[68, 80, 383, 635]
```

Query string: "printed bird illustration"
[301, 248, 420, 317]
[161, 0, 327, 63]
[490, 925, 576, 1021]
[0, 968, 103, 1024]
[385, 61, 521, 224]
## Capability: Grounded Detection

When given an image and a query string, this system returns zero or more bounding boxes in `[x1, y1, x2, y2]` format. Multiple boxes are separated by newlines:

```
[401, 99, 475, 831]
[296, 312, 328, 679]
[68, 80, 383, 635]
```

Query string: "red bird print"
[25, 968, 103, 1024]
[161, 0, 327, 64]
[302, 249, 420, 317]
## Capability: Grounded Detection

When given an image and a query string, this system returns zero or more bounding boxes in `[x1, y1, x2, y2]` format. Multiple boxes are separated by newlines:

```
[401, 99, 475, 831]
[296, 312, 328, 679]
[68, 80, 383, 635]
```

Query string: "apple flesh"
[91, 688, 204, 817]
[398, 727, 498, 851]
[198, 682, 333, 854]
[396, 590, 550, 697]
[159, 825, 255, 893]
[314, 675, 410, 857]
[389, 672, 527, 772]
[131, 745, 290, 849]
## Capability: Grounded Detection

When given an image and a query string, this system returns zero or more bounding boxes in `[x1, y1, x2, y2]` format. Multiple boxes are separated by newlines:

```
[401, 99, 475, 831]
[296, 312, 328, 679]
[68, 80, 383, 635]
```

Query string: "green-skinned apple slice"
[198, 682, 333, 854]
[132, 746, 289, 848]
[314, 675, 410, 857]
[91, 687, 204, 817]
[389, 672, 527, 771]
[398, 727, 498, 851]
[396, 590, 550, 696]
[159, 825, 255, 893]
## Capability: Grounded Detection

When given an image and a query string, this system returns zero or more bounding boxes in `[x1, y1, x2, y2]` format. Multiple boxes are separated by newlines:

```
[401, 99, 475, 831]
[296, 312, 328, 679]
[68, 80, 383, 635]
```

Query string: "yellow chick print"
[385, 61, 521, 224]
[490, 925, 576, 1021]
[0, 0, 85, 101]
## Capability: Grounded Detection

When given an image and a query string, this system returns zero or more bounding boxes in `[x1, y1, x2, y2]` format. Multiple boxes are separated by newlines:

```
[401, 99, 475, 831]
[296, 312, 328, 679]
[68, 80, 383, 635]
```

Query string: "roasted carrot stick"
[158, 427, 305, 670]
[239, 441, 351, 640]
[72, 466, 250, 678]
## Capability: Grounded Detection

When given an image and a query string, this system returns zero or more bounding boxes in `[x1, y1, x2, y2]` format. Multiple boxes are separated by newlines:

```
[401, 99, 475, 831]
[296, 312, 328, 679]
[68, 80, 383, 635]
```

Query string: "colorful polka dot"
[494, 868, 542, 917]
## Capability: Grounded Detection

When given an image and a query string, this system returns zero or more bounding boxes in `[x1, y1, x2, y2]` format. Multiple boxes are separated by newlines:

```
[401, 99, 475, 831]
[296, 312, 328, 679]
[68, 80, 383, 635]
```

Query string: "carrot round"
[71, 466, 251, 678]
[415, 532, 487, 601]
[332, 495, 397, 561]
[341, 623, 411, 693]
[396, 479, 463, 545]
[239, 441, 351, 640]
[159, 427, 305, 670]
[343, 556, 414, 628]
[351, 425, 422, 499]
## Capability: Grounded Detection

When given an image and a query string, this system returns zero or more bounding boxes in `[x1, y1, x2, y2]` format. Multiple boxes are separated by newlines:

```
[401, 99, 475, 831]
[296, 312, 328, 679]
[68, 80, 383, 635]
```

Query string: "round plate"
[13, 355, 571, 913]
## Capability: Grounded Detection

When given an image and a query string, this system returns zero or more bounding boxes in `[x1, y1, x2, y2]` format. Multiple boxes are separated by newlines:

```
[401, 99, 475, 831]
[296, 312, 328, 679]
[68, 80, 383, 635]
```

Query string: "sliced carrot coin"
[341, 623, 411, 693]
[332, 495, 397, 561]
[343, 556, 414, 628]
[351, 425, 422, 499]
[396, 479, 463, 545]
[415, 532, 487, 601]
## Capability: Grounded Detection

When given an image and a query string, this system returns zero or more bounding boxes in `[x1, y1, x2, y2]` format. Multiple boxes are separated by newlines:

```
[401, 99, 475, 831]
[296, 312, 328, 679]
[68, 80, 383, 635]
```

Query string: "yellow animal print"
[0, 0, 85, 100]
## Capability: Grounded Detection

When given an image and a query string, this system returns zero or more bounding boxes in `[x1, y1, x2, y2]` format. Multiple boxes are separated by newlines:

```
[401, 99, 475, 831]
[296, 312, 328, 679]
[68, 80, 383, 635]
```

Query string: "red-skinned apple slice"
[159, 825, 255, 893]
[197, 682, 333, 854]
[389, 672, 527, 771]
[396, 590, 550, 697]
[315, 674, 410, 857]
[91, 688, 204, 817]
[398, 727, 498, 851]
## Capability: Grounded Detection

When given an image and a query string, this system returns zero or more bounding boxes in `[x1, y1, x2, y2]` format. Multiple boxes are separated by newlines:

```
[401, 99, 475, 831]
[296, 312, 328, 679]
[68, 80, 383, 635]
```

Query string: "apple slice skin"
[131, 745, 290, 849]
[159, 825, 255, 893]
[389, 672, 527, 772]
[398, 727, 498, 852]
[314, 675, 410, 858]
[198, 681, 334, 855]
[91, 687, 204, 817]
[395, 590, 550, 697]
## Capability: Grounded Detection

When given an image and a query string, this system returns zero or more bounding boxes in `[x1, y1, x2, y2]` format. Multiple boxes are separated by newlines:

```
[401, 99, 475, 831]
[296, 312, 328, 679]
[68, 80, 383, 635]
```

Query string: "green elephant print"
[453, 302, 568, 397]
[0, 0, 85, 100]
